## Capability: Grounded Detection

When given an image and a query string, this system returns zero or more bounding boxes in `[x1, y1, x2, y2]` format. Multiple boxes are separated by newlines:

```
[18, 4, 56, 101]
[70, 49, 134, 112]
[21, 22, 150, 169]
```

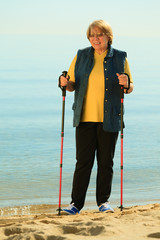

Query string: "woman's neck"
[94, 49, 108, 55]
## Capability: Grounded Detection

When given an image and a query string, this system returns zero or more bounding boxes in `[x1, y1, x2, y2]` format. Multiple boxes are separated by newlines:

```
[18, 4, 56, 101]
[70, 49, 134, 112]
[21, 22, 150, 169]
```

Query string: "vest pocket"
[112, 106, 121, 116]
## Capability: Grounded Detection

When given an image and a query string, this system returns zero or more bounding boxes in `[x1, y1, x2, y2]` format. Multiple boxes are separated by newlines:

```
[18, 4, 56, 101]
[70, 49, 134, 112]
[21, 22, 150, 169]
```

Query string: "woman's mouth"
[93, 42, 101, 45]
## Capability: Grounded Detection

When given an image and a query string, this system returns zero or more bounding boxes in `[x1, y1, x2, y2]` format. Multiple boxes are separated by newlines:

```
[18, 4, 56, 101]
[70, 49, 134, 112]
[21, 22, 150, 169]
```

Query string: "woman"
[59, 20, 134, 214]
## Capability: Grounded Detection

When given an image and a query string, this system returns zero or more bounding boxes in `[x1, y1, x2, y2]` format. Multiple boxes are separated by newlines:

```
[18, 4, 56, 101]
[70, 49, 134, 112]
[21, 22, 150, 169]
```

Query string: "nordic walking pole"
[120, 85, 124, 211]
[118, 73, 130, 211]
[57, 71, 69, 216]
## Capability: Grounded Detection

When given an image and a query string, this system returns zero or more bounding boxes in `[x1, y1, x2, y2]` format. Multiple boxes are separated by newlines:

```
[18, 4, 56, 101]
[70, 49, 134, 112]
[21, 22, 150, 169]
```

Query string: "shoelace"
[66, 203, 74, 210]
[101, 202, 110, 209]
[103, 203, 108, 207]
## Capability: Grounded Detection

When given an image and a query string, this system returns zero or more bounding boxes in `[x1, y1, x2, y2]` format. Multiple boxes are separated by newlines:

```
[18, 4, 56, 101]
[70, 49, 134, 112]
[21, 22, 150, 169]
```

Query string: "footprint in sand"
[62, 224, 107, 236]
[3, 226, 45, 240]
[4, 227, 30, 236]
[148, 232, 160, 238]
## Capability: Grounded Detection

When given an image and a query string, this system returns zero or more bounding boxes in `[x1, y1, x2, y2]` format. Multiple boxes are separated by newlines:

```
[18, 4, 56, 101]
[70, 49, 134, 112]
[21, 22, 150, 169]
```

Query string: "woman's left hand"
[116, 73, 128, 88]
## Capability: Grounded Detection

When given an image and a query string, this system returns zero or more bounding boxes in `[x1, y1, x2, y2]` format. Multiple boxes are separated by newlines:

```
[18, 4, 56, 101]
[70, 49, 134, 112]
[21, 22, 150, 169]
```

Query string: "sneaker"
[99, 202, 114, 213]
[63, 203, 80, 215]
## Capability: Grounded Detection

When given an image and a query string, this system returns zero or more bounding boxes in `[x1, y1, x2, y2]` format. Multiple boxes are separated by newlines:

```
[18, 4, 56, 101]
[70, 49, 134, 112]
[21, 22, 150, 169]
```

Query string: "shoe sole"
[63, 209, 79, 215]
[99, 209, 114, 213]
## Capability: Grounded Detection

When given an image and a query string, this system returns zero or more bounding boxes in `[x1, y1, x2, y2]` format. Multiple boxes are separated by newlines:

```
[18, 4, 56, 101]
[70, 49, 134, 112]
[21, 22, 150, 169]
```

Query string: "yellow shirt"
[68, 50, 133, 122]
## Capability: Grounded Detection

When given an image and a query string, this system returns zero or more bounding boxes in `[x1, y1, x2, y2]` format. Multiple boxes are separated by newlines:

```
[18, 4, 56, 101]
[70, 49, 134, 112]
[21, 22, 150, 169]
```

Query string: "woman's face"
[89, 26, 109, 54]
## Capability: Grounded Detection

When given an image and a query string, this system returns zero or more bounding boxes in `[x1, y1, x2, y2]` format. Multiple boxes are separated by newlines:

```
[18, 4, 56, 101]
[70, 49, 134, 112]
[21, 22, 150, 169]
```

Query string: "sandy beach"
[0, 203, 159, 240]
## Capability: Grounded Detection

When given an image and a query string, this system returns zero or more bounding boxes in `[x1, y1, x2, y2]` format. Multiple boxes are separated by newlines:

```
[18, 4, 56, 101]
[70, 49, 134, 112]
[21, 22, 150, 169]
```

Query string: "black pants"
[71, 122, 118, 210]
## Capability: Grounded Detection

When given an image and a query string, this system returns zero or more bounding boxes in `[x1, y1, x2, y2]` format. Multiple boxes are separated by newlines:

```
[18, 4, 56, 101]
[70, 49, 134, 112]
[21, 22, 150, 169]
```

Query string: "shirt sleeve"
[124, 58, 133, 83]
[67, 55, 77, 83]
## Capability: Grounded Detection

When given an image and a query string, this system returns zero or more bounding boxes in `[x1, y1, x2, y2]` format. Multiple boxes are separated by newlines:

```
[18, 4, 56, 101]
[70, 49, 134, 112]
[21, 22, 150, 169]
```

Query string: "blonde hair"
[87, 20, 113, 45]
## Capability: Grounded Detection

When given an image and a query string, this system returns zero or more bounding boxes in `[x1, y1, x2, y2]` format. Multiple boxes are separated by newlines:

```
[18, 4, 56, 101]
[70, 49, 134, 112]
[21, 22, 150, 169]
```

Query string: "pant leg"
[71, 122, 97, 210]
[96, 123, 118, 206]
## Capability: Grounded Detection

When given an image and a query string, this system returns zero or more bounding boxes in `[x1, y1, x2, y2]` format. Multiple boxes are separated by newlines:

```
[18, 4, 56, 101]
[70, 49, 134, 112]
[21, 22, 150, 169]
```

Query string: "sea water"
[0, 35, 160, 209]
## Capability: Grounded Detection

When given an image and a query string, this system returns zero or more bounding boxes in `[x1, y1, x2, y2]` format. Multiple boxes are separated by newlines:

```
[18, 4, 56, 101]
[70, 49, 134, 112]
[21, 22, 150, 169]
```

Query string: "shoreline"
[0, 199, 159, 217]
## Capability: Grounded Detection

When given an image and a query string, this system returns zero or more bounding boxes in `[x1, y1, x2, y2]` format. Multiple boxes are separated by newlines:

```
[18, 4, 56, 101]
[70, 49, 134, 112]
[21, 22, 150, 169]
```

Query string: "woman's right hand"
[59, 74, 75, 92]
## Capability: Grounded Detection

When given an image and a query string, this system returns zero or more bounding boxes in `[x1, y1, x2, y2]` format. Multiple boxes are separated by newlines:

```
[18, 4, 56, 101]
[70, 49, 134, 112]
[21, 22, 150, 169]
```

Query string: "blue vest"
[73, 45, 127, 132]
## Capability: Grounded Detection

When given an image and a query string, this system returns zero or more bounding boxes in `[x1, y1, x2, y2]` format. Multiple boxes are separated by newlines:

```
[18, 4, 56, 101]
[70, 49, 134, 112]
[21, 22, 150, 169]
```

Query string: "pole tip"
[118, 205, 123, 211]
[56, 208, 62, 216]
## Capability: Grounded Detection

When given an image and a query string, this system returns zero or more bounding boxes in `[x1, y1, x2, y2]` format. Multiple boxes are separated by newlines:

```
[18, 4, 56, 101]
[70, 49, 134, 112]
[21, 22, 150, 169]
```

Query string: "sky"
[0, 0, 160, 37]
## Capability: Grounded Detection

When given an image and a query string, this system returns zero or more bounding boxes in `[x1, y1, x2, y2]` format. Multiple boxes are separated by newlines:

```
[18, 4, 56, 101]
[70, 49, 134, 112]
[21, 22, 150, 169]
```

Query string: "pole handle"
[58, 71, 70, 96]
